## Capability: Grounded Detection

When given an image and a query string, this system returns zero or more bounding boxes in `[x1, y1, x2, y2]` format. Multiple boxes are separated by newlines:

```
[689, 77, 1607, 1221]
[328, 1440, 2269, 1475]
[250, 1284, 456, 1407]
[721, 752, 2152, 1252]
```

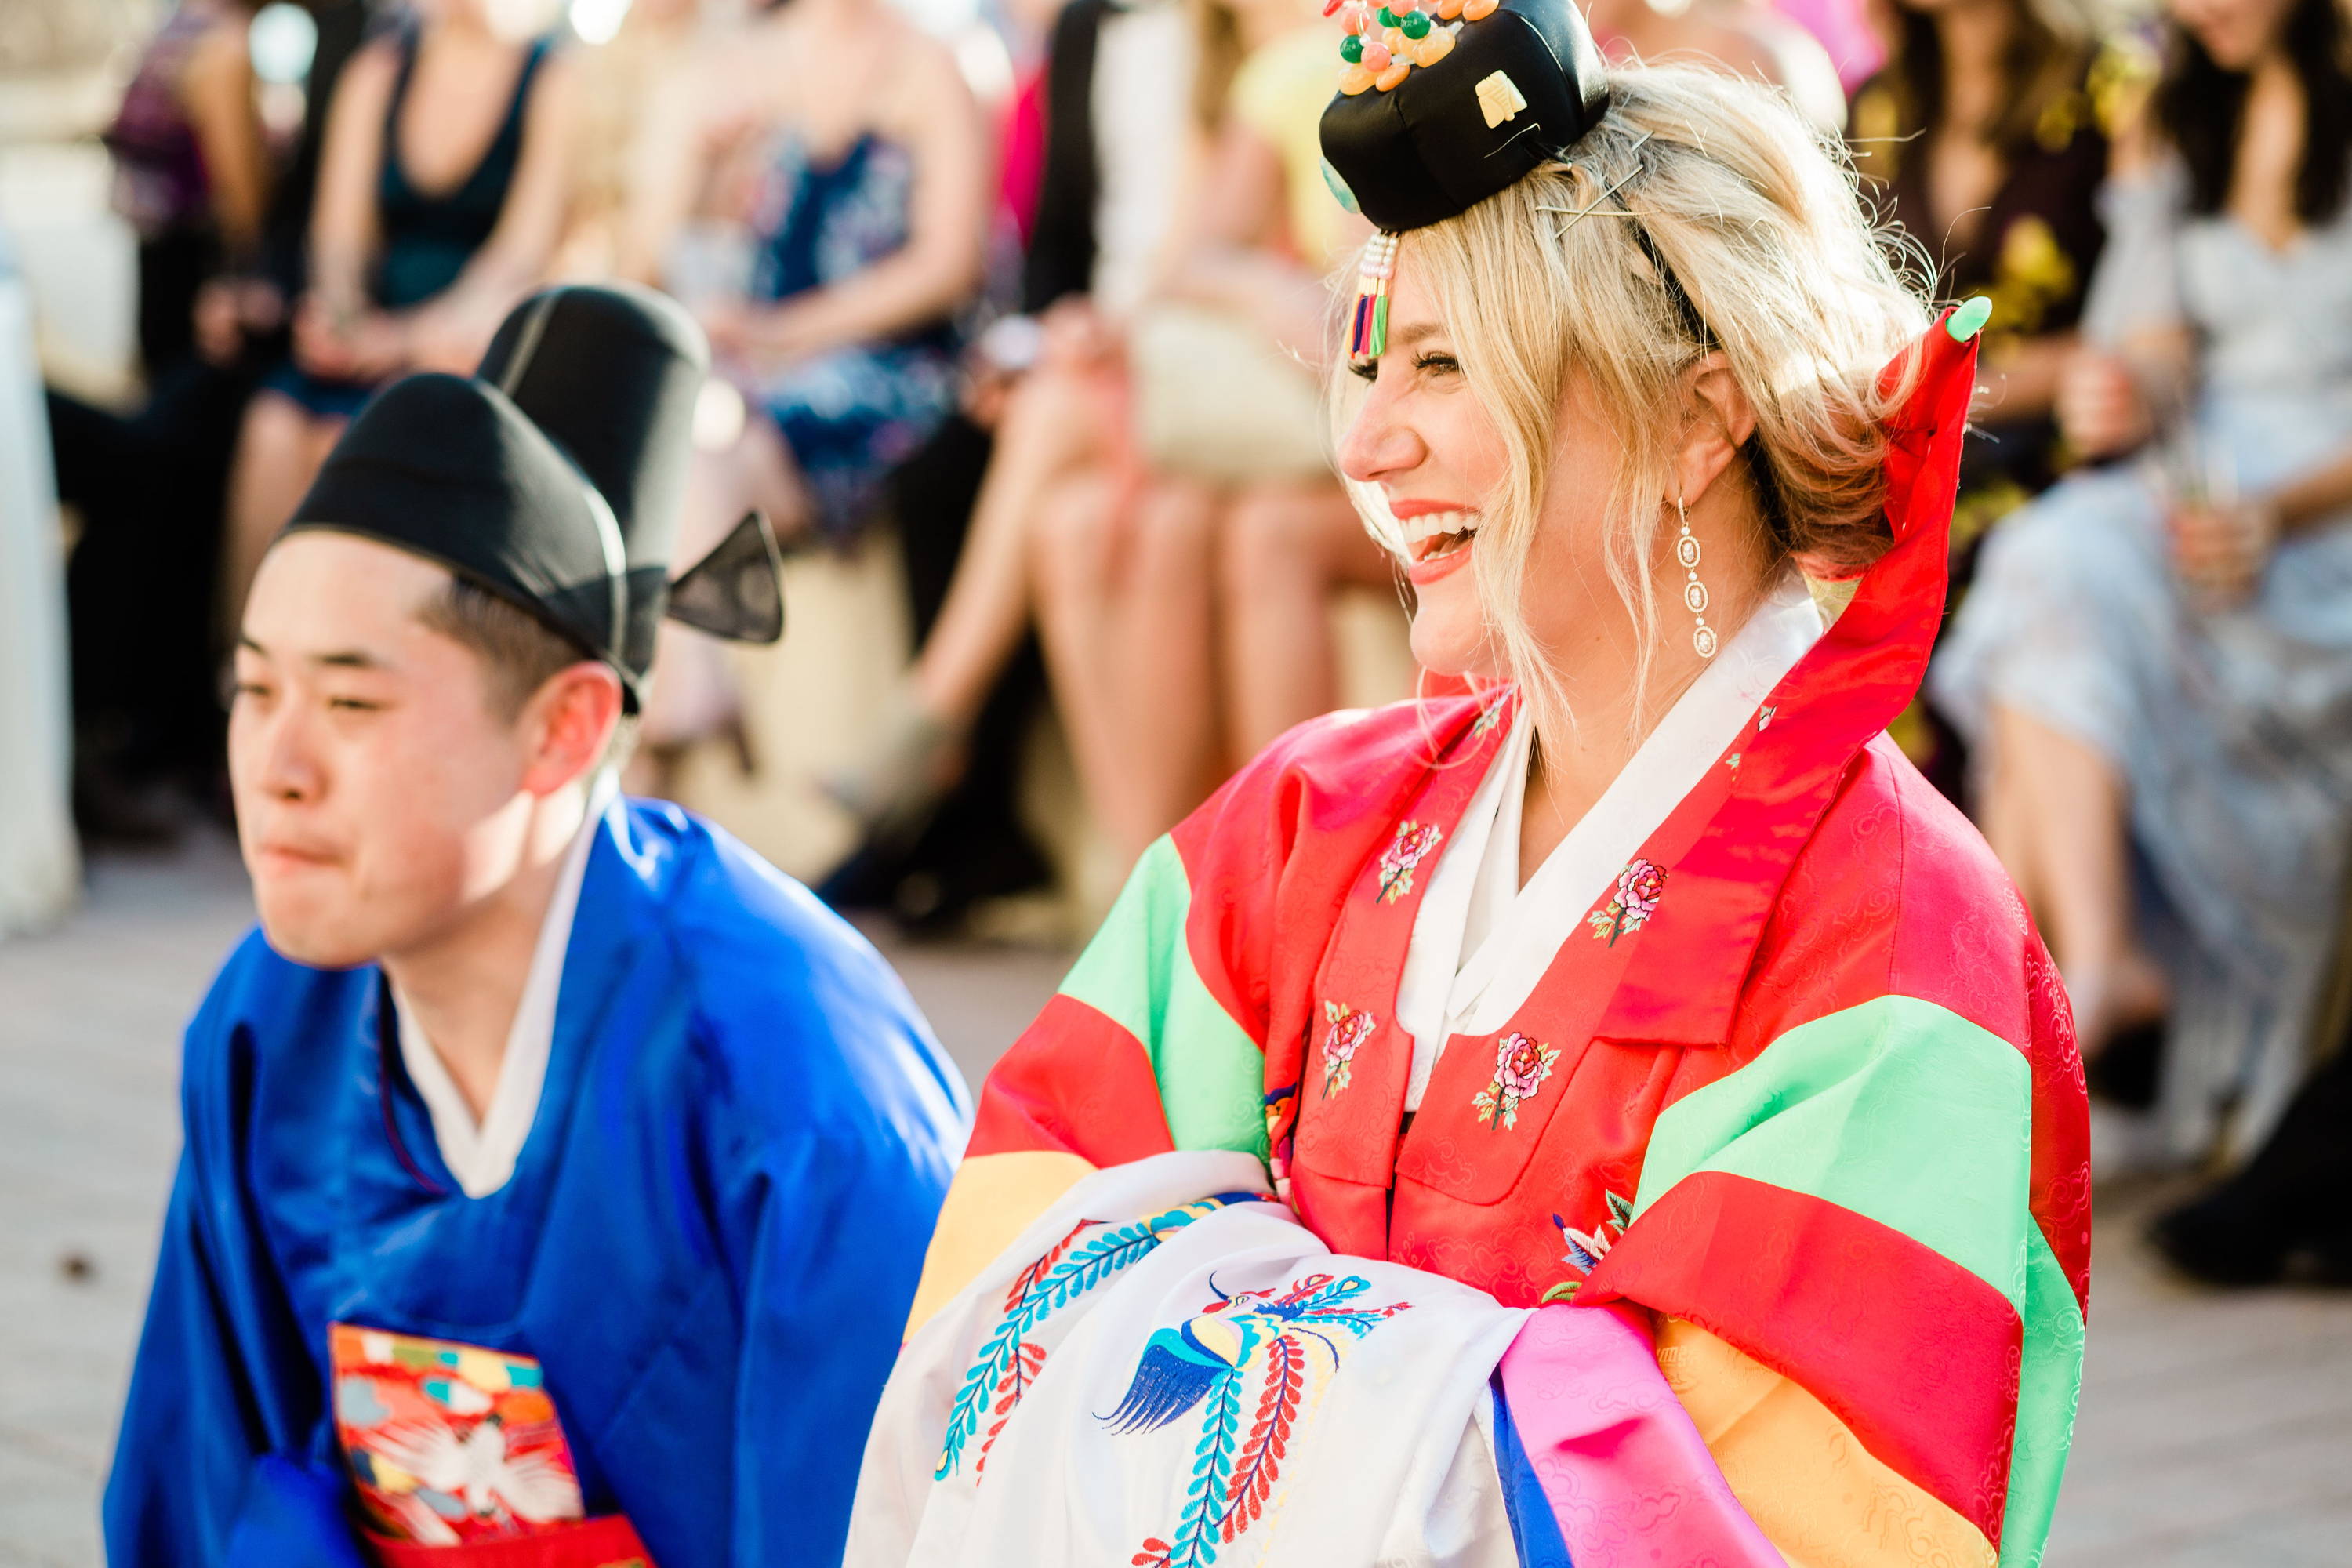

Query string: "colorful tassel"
[1350, 232, 1400, 364]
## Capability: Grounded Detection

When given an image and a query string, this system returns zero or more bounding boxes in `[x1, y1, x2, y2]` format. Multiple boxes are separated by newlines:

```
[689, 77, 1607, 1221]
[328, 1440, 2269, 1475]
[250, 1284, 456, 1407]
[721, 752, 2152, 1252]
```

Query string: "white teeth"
[1400, 510, 1479, 546]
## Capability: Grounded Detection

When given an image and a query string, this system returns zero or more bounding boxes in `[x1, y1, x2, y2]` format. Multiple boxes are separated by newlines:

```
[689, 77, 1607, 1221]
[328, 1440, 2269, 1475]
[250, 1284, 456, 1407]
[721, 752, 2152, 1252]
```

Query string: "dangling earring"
[1675, 496, 1716, 659]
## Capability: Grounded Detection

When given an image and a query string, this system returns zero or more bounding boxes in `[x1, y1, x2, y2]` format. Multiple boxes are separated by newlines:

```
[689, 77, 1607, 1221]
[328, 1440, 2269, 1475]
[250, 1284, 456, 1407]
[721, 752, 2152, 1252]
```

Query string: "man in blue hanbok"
[105, 285, 971, 1568]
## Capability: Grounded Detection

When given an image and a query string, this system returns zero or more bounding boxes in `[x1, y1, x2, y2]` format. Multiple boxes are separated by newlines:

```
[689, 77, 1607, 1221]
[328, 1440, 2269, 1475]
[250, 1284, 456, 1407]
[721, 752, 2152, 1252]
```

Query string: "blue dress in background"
[103, 797, 971, 1567]
[742, 132, 960, 543]
[1933, 158, 2352, 1162]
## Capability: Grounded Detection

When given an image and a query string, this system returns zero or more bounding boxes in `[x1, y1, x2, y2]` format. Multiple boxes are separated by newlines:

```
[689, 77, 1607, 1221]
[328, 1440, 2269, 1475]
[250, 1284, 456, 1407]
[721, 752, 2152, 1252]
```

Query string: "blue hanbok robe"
[104, 797, 971, 1568]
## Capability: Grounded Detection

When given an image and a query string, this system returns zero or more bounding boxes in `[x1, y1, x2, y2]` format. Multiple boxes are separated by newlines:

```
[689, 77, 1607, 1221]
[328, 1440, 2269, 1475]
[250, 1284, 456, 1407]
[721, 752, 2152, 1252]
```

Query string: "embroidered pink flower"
[1375, 820, 1444, 904]
[1494, 1032, 1552, 1098]
[1471, 1031, 1558, 1130]
[1587, 858, 1667, 946]
[1319, 1002, 1376, 1098]
[1616, 860, 1665, 927]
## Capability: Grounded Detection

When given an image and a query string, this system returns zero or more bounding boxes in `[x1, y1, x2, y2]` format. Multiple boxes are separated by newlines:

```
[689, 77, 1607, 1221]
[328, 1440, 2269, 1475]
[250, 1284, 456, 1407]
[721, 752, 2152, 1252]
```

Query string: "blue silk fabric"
[104, 798, 971, 1567]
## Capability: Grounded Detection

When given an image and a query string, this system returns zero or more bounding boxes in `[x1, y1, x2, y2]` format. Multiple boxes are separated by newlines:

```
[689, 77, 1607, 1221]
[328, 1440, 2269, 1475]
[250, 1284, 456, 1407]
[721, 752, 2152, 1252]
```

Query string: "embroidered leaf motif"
[938, 1194, 1264, 1480]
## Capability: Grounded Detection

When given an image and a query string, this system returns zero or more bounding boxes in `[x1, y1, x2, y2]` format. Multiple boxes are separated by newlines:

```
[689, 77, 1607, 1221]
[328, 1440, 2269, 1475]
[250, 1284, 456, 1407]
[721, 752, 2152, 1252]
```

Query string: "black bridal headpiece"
[1319, 0, 1612, 235]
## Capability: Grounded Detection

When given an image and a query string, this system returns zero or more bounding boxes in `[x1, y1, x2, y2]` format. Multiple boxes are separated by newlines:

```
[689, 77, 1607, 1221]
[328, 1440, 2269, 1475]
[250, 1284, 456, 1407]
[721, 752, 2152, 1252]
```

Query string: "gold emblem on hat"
[1476, 70, 1527, 129]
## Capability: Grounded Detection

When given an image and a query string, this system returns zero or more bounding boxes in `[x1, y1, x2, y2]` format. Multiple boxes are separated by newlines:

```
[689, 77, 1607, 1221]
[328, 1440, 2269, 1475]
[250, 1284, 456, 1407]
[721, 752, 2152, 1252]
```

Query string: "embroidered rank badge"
[329, 1324, 586, 1545]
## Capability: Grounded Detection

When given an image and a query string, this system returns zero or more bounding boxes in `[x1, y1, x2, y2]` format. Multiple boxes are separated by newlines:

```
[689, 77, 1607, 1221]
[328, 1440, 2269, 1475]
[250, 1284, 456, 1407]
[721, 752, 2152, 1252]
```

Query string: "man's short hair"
[416, 575, 638, 769]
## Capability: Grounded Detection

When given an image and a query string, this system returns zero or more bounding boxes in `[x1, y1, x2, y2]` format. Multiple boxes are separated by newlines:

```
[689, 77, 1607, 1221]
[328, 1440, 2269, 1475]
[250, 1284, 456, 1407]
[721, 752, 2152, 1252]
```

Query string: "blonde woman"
[852, 2, 2086, 1563]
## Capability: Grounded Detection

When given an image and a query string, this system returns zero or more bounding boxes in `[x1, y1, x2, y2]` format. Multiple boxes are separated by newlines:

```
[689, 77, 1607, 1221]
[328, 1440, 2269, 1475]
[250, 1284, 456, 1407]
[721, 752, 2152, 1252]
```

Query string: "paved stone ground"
[3, 835, 2349, 1566]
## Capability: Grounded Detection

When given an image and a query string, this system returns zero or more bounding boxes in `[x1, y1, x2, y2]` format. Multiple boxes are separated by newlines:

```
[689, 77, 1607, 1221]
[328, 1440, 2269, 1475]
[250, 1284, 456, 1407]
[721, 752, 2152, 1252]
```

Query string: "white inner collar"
[1396, 578, 1825, 1109]
[393, 772, 617, 1198]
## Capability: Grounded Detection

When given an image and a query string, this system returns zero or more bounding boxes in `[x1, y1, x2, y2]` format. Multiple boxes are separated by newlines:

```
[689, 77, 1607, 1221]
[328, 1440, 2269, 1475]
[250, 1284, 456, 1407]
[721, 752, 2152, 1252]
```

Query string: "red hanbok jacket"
[909, 314, 2089, 1566]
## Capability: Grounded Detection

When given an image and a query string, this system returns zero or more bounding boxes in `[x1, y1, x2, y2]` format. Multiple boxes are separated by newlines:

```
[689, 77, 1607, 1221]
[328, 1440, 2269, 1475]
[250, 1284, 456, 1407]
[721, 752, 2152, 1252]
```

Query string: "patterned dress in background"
[1849, 41, 2143, 790]
[744, 132, 960, 543]
[1933, 157, 2352, 1163]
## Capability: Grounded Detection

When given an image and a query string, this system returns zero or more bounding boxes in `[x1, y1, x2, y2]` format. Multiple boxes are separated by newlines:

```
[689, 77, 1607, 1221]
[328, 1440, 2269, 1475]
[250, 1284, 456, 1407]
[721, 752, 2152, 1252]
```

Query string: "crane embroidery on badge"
[1471, 1031, 1559, 1130]
[1115, 1272, 1414, 1568]
[1587, 858, 1666, 946]
[1319, 1003, 1377, 1098]
[1376, 820, 1444, 903]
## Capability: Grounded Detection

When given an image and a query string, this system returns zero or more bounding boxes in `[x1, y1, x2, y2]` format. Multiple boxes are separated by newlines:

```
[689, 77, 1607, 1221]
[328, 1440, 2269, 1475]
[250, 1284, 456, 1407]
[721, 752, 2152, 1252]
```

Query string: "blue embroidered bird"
[1101, 1272, 1415, 1568]
[1100, 1272, 1402, 1435]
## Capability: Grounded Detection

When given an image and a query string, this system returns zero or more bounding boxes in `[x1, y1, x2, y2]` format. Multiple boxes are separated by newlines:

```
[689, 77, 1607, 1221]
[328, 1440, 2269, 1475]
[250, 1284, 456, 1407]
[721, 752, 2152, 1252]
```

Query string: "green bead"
[1947, 295, 1994, 342]
[1401, 10, 1431, 36]
[1376, 6, 1399, 25]
[1340, 31, 1364, 60]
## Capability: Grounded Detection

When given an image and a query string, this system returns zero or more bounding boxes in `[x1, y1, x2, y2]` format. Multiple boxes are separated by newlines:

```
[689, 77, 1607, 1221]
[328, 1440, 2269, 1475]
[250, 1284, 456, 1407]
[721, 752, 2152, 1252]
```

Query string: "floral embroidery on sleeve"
[1471, 1032, 1558, 1130]
[1586, 859, 1666, 946]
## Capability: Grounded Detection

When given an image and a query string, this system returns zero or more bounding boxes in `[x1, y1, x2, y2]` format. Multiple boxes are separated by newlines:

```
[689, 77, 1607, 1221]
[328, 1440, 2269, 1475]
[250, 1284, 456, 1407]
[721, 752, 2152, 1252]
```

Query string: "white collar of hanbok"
[393, 770, 618, 1199]
[1395, 576, 1824, 1109]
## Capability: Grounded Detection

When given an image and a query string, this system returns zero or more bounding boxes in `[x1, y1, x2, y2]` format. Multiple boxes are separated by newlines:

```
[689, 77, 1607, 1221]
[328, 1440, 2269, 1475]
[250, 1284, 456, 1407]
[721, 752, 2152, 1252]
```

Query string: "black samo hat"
[1318, 0, 1611, 234]
[283, 283, 784, 708]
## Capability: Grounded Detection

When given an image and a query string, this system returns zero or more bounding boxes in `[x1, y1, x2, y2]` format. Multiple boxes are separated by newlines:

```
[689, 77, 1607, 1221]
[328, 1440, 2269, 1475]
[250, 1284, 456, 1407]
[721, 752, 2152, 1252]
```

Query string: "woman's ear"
[1675, 352, 1757, 506]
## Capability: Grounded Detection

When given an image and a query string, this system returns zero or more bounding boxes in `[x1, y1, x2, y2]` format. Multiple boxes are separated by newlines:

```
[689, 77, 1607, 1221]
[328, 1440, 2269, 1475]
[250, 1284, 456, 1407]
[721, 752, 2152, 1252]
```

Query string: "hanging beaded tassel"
[1676, 499, 1716, 658]
[1351, 231, 1399, 364]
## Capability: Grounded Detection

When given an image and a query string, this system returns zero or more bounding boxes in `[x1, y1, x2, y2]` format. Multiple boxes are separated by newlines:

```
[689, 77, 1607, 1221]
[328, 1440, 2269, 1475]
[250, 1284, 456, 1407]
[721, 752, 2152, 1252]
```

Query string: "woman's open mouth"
[1403, 509, 1479, 583]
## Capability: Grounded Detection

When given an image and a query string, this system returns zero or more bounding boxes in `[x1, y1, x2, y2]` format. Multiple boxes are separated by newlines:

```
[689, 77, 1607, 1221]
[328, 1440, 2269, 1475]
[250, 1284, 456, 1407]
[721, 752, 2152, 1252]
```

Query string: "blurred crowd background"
[2, 0, 2350, 1288]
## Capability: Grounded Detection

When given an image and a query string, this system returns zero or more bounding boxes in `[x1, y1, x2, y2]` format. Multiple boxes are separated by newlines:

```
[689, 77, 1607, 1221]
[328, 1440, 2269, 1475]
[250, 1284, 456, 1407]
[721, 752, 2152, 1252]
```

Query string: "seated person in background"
[554, 0, 703, 278]
[1587, 0, 1846, 132]
[222, 0, 580, 625]
[1931, 0, 2352, 1167]
[822, 0, 1235, 930]
[1023, 0, 1387, 866]
[826, 0, 1390, 868]
[619, 0, 992, 786]
[49, 0, 274, 837]
[1849, 0, 2140, 794]
[103, 0, 273, 378]
[104, 285, 971, 1568]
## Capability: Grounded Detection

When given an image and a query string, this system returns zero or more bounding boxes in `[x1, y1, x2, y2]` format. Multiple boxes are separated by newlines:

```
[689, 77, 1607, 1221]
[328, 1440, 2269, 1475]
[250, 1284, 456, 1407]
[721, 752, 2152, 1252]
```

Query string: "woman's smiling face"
[1336, 263, 1633, 684]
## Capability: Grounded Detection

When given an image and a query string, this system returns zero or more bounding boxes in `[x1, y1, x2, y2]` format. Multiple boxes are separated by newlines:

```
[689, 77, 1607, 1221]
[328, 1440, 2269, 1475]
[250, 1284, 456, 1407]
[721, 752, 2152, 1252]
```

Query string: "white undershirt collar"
[1395, 578, 1825, 1109]
[392, 772, 617, 1198]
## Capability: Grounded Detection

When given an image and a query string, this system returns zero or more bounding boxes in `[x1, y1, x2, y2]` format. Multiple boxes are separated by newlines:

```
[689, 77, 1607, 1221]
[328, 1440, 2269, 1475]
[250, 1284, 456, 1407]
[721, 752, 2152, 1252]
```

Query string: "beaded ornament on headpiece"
[1326, 0, 1483, 96]
[1321, 0, 1614, 366]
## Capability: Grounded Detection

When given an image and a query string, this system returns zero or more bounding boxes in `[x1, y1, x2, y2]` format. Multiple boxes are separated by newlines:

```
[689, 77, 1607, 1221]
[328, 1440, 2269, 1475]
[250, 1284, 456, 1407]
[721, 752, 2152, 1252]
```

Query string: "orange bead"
[1383, 24, 1407, 51]
[1436, 0, 1464, 16]
[1462, 0, 1497, 16]
[1340, 62, 1377, 93]
[1412, 27, 1454, 64]
[1375, 59, 1413, 89]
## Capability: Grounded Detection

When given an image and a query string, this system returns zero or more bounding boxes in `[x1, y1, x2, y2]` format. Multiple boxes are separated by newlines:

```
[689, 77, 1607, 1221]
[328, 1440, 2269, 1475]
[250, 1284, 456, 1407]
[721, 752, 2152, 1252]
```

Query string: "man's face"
[230, 534, 543, 969]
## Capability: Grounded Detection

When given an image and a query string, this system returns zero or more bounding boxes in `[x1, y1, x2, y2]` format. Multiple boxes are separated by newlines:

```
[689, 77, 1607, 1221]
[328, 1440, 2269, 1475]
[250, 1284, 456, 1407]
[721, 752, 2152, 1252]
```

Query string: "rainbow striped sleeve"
[1582, 989, 2087, 1568]
[905, 833, 1272, 1331]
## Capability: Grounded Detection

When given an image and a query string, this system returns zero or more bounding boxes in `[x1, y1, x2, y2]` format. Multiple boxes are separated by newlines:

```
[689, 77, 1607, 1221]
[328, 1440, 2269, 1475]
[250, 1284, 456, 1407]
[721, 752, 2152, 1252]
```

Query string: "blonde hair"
[1337, 64, 1933, 735]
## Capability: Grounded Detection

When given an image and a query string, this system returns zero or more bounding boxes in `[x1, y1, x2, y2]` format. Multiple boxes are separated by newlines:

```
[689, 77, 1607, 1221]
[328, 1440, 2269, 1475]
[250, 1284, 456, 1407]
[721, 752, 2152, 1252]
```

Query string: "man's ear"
[1674, 352, 1758, 506]
[519, 663, 624, 796]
